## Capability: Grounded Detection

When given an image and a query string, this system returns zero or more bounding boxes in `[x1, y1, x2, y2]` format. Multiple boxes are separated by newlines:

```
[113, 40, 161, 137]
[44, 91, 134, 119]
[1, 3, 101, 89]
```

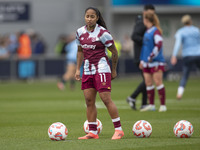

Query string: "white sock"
[177, 86, 184, 96]
[88, 122, 98, 135]
[157, 84, 164, 90]
[128, 96, 136, 102]
[147, 85, 155, 90]
[112, 117, 122, 131]
[89, 131, 98, 135]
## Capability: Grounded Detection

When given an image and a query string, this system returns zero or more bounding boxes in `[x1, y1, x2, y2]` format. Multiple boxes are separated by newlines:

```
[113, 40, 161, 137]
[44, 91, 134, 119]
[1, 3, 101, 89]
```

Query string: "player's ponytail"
[153, 14, 162, 35]
[85, 7, 107, 29]
[144, 12, 162, 34]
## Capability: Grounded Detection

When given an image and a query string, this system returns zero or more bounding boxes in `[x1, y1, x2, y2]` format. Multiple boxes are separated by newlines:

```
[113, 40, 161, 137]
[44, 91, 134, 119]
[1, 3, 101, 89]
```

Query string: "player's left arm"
[107, 44, 118, 80]
[148, 30, 163, 62]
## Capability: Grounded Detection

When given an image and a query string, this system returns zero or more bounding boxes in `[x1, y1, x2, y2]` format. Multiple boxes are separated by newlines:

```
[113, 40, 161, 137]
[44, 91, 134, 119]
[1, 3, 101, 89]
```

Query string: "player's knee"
[85, 98, 95, 107]
[102, 98, 112, 107]
[155, 81, 163, 87]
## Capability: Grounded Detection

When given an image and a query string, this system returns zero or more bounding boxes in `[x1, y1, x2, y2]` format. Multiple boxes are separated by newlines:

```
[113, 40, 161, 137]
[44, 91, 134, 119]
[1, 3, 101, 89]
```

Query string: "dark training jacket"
[131, 15, 146, 64]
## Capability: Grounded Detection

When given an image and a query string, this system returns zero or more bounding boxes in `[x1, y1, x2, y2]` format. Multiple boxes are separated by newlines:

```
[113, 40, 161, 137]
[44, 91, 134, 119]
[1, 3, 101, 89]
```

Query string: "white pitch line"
[96, 101, 130, 109]
[169, 107, 200, 110]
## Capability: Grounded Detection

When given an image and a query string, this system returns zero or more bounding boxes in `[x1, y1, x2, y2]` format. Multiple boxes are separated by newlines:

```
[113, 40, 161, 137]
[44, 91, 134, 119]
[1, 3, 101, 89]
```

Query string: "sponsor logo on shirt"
[81, 44, 96, 50]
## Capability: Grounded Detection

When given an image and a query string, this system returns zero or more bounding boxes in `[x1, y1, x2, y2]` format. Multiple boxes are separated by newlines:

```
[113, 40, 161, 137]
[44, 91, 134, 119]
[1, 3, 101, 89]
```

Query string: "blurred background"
[0, 0, 200, 81]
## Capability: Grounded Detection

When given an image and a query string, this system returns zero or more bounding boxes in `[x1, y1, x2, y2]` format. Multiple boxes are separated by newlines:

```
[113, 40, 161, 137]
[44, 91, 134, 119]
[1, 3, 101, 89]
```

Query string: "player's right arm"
[75, 45, 84, 81]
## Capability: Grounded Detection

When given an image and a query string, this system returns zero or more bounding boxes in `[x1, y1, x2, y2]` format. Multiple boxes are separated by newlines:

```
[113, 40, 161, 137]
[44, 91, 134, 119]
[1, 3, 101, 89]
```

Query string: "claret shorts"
[143, 65, 165, 74]
[81, 73, 111, 93]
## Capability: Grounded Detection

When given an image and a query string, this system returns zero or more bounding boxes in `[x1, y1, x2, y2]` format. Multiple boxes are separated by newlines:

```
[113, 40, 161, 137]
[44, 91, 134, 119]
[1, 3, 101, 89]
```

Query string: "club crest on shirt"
[91, 37, 96, 42]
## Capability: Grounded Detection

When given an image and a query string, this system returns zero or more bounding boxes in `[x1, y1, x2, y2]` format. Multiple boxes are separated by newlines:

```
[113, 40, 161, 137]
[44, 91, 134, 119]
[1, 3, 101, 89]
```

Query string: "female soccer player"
[171, 15, 200, 100]
[139, 11, 167, 112]
[75, 7, 124, 139]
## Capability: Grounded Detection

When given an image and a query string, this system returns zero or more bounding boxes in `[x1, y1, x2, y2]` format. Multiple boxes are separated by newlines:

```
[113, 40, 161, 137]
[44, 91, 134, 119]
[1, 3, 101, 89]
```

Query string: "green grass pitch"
[0, 77, 200, 150]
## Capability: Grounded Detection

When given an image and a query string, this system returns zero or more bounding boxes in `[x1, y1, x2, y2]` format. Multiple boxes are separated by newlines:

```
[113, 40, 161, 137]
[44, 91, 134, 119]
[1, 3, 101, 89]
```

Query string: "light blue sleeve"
[172, 31, 182, 56]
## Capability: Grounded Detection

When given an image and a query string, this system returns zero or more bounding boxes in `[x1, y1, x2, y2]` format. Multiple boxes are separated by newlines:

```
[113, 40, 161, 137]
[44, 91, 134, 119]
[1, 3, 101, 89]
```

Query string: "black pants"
[180, 56, 200, 87]
[130, 62, 147, 106]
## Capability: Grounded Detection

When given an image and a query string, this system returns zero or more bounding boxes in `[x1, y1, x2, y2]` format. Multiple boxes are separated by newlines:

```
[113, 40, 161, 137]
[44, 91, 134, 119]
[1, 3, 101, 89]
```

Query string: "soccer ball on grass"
[132, 120, 152, 138]
[48, 122, 68, 140]
[173, 120, 193, 138]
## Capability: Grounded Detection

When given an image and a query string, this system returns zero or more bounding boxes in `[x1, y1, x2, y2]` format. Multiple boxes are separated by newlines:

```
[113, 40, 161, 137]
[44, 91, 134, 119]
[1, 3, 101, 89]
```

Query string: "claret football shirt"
[76, 24, 114, 75]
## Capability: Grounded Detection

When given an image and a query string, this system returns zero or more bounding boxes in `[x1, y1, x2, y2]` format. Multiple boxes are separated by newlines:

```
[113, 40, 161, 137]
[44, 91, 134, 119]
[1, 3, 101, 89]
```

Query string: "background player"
[57, 34, 77, 90]
[171, 15, 200, 100]
[127, 5, 155, 110]
[139, 11, 167, 112]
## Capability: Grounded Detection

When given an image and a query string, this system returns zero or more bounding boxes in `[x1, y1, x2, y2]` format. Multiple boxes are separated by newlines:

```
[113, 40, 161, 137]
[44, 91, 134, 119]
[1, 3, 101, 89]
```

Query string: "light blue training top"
[172, 25, 200, 57]
[65, 40, 77, 62]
